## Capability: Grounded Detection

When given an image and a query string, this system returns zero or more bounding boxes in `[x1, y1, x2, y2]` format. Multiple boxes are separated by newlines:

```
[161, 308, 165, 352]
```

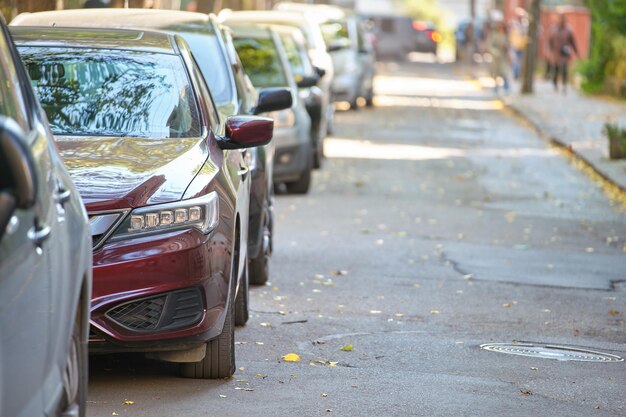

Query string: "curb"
[504, 101, 626, 196]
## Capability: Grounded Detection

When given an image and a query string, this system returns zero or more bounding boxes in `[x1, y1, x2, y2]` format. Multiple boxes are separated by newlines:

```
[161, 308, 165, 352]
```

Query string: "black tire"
[348, 97, 359, 110]
[365, 89, 374, 107]
[285, 153, 312, 194]
[249, 200, 271, 285]
[234, 263, 249, 326]
[180, 289, 235, 379]
[59, 300, 88, 417]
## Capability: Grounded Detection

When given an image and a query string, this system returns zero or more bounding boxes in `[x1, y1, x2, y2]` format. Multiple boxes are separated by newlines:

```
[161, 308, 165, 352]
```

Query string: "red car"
[13, 26, 281, 379]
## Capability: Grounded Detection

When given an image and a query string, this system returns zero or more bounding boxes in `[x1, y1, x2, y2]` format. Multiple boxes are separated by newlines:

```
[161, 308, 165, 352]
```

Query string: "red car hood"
[56, 136, 209, 212]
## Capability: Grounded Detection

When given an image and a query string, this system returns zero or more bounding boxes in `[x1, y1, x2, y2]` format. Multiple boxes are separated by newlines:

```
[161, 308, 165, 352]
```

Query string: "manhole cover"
[480, 343, 624, 363]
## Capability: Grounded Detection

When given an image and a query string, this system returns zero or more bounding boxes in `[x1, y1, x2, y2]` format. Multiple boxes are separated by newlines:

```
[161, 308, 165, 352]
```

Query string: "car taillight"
[413, 20, 427, 31]
[430, 31, 442, 43]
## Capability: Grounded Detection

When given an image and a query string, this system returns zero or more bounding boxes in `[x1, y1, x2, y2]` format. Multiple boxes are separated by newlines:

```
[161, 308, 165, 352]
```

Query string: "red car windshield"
[19, 47, 202, 138]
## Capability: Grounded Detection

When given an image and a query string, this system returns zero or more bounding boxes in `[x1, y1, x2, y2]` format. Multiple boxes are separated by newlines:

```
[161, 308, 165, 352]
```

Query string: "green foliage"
[580, 0, 626, 96]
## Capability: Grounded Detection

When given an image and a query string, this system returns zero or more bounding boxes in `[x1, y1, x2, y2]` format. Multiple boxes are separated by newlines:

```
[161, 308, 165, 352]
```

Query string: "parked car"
[219, 9, 335, 135]
[272, 24, 327, 168]
[275, 2, 376, 109]
[0, 18, 92, 417]
[10, 8, 292, 289]
[12, 26, 275, 379]
[362, 14, 440, 60]
[225, 22, 314, 194]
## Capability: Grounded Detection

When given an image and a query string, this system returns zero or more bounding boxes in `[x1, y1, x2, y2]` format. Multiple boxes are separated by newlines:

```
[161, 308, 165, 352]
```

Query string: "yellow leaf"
[340, 344, 353, 352]
[123, 400, 134, 405]
[282, 353, 301, 362]
[503, 303, 512, 308]
[112, 413, 119, 416]
[260, 322, 271, 327]
[608, 309, 620, 316]
[430, 310, 440, 315]
[328, 361, 338, 367]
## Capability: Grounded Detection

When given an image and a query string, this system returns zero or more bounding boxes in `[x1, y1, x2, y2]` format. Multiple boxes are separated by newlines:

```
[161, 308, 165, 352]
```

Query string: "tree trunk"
[521, 0, 541, 94]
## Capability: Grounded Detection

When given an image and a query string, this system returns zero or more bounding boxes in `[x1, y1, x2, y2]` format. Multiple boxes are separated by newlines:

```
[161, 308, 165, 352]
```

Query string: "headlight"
[267, 109, 296, 129]
[110, 192, 219, 241]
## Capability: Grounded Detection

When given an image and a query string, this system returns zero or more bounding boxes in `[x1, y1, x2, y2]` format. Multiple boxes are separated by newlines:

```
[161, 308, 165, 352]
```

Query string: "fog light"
[145, 213, 159, 228]
[175, 208, 188, 223]
[130, 215, 144, 230]
[189, 206, 202, 222]
[278, 152, 292, 165]
[160, 210, 173, 225]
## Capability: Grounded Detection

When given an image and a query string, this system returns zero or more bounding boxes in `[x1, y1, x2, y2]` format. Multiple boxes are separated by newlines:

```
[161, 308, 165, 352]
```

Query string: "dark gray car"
[0, 17, 92, 417]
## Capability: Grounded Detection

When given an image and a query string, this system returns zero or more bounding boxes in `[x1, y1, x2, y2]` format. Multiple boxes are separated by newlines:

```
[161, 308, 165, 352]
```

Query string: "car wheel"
[285, 153, 312, 194]
[58, 300, 88, 417]
[249, 200, 271, 285]
[235, 263, 249, 326]
[348, 97, 359, 110]
[365, 89, 374, 107]
[180, 290, 235, 379]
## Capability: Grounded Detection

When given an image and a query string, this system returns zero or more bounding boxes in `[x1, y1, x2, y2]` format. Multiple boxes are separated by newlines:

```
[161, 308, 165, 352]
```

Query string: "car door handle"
[237, 166, 249, 176]
[54, 187, 71, 205]
[28, 223, 51, 247]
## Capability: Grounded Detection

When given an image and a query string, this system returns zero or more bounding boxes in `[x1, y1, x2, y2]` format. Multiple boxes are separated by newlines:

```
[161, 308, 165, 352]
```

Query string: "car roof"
[227, 23, 274, 40]
[10, 26, 178, 54]
[220, 10, 316, 26]
[11, 8, 212, 28]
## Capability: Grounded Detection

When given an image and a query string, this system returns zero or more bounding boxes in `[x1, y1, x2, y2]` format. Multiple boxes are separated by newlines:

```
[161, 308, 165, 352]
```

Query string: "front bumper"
[331, 73, 360, 103]
[88, 226, 233, 353]
[272, 125, 310, 184]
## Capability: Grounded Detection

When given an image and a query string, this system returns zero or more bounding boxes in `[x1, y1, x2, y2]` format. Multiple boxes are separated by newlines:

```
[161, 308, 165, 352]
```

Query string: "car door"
[0, 23, 55, 417]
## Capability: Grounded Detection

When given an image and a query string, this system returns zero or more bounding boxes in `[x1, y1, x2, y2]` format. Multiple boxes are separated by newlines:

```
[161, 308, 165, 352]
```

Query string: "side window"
[0, 29, 30, 131]
[280, 34, 305, 78]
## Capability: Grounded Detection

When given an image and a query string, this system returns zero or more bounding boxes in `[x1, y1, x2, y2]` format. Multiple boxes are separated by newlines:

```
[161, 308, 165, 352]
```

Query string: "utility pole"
[521, 0, 541, 94]
[470, 0, 475, 19]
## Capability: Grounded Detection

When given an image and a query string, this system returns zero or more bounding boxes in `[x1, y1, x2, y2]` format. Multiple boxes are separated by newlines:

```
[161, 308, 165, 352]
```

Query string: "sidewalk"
[504, 79, 626, 193]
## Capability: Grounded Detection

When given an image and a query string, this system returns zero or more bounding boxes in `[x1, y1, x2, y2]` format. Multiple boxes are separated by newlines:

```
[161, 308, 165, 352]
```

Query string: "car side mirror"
[217, 115, 274, 150]
[313, 66, 326, 78]
[296, 74, 319, 89]
[0, 116, 36, 209]
[0, 116, 36, 241]
[253, 88, 293, 115]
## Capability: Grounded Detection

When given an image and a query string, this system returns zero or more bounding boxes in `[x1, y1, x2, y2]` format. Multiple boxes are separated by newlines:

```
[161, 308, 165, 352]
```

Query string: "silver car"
[0, 18, 92, 417]
[225, 22, 313, 194]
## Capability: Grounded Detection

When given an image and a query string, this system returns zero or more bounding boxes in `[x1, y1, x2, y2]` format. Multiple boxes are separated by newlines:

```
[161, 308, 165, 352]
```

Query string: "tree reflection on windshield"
[19, 47, 201, 138]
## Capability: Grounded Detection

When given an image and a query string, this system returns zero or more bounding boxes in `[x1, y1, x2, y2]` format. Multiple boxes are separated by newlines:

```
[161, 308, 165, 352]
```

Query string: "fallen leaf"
[260, 322, 272, 327]
[505, 212, 516, 223]
[520, 390, 532, 396]
[430, 310, 440, 315]
[255, 373, 265, 377]
[282, 353, 301, 362]
[586, 247, 595, 253]
[219, 395, 227, 398]
[123, 400, 134, 405]
[331, 270, 348, 276]
[530, 367, 538, 371]
[608, 309, 620, 316]
[112, 413, 119, 416]
[321, 393, 328, 397]
[328, 361, 338, 367]
[463, 274, 474, 280]
[369, 310, 382, 314]
[503, 303, 512, 308]
[340, 344, 353, 352]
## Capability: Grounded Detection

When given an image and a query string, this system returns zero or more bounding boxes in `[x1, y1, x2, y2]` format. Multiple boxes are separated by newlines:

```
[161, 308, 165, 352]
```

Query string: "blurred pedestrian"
[548, 13, 578, 93]
[489, 18, 511, 94]
[509, 7, 528, 80]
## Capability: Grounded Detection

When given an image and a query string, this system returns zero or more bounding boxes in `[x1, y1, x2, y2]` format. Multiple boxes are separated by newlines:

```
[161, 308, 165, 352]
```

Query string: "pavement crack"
[439, 250, 472, 277]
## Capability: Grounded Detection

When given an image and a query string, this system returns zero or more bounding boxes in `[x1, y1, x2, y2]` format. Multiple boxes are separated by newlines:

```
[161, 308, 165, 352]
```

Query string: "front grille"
[107, 295, 166, 331]
[106, 288, 204, 333]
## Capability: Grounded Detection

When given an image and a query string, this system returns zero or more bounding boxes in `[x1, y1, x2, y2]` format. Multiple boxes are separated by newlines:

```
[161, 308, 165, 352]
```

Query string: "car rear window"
[18, 47, 202, 138]
[233, 37, 288, 88]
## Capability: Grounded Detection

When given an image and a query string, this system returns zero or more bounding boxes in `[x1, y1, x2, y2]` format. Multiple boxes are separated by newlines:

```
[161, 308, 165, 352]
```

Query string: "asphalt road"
[86, 60, 626, 417]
